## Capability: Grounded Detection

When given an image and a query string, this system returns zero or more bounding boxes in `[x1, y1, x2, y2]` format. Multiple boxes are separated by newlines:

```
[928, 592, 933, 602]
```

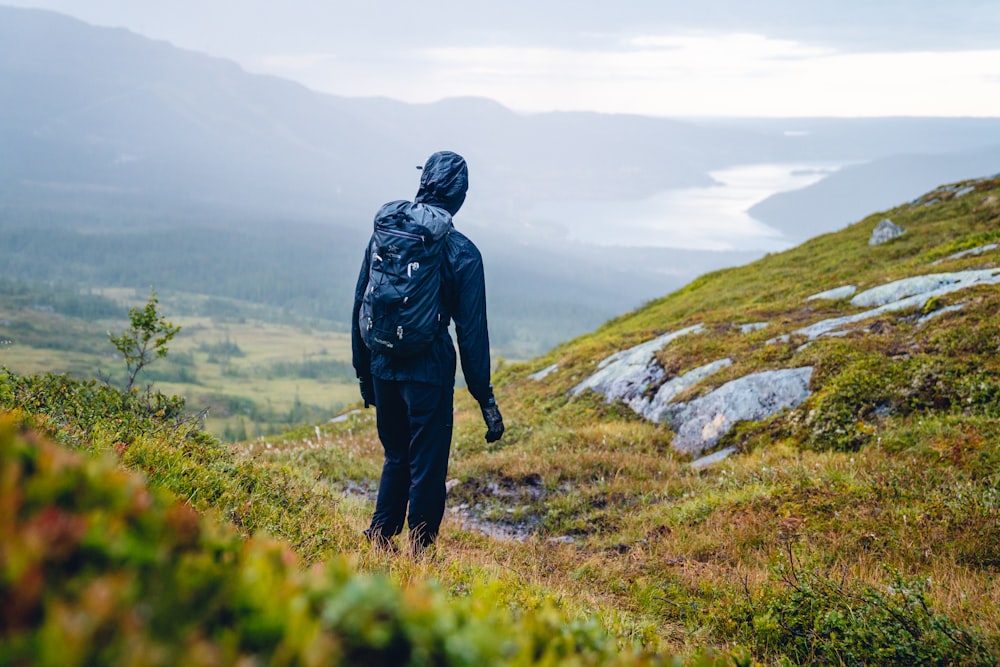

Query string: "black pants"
[369, 378, 454, 547]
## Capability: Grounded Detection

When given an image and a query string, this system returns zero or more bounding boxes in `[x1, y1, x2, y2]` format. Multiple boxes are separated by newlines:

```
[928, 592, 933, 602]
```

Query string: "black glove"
[480, 396, 504, 443]
[359, 375, 375, 408]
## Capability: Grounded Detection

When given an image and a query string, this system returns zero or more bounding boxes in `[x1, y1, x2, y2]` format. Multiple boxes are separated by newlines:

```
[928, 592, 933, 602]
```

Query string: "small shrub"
[922, 295, 943, 316]
[727, 554, 996, 666]
[108, 288, 181, 392]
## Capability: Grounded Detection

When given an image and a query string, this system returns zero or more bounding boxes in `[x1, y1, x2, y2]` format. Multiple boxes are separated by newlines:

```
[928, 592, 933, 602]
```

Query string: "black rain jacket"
[352, 151, 494, 405]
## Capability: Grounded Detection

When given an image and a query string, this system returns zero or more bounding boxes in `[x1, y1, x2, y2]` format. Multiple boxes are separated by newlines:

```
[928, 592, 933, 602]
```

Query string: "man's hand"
[480, 397, 504, 443]
[359, 375, 375, 408]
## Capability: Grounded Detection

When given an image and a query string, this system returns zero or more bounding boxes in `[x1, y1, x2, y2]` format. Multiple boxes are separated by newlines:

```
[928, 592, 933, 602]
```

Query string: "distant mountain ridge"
[0, 4, 788, 356]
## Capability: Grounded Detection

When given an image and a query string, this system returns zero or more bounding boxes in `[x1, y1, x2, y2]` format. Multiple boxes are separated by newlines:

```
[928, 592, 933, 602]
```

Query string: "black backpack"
[359, 200, 452, 358]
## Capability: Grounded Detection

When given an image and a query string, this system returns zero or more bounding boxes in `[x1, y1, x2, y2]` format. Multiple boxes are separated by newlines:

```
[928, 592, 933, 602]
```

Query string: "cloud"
[628, 32, 830, 60]
[388, 34, 1000, 117]
[9, 0, 1000, 118]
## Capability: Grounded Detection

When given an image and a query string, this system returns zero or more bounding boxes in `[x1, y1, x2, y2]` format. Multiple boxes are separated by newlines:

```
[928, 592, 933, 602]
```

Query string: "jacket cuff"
[477, 386, 496, 408]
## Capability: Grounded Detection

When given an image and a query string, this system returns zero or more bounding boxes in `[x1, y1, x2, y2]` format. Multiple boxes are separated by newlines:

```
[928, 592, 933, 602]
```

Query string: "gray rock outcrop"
[917, 303, 966, 325]
[666, 367, 814, 455]
[783, 269, 1000, 340]
[931, 243, 999, 265]
[571, 325, 703, 403]
[529, 364, 559, 381]
[642, 359, 733, 423]
[570, 325, 741, 423]
[869, 219, 906, 246]
[690, 447, 738, 470]
[806, 285, 857, 301]
[850, 269, 1000, 307]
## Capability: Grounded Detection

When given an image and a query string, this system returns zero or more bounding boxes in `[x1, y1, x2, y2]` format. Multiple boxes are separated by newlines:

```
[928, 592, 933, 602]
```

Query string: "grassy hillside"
[3, 175, 1000, 665]
[463, 175, 1000, 662]
[0, 285, 354, 439]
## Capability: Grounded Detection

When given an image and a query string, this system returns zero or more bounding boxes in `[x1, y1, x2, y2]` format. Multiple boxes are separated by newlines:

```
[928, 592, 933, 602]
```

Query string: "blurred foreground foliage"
[0, 369, 339, 561]
[0, 371, 741, 666]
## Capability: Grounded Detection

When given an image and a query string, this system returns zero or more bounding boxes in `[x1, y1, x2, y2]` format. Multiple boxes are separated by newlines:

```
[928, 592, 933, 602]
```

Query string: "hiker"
[352, 150, 505, 553]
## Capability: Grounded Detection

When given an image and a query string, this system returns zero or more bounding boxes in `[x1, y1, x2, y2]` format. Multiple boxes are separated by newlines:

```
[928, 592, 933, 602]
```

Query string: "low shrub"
[725, 553, 996, 666]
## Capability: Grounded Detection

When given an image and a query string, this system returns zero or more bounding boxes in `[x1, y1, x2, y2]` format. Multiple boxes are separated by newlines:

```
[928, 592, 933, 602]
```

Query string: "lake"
[525, 162, 842, 251]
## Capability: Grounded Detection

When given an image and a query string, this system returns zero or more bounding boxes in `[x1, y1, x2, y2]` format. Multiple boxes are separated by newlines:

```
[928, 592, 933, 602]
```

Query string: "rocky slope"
[524, 174, 1000, 465]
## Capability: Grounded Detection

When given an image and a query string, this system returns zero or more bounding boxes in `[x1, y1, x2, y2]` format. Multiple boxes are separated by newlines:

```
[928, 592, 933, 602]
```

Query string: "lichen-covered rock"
[947, 243, 999, 260]
[642, 359, 733, 423]
[570, 325, 702, 402]
[785, 269, 1000, 340]
[528, 364, 559, 381]
[931, 243, 999, 265]
[689, 447, 738, 470]
[917, 303, 966, 325]
[806, 285, 857, 301]
[851, 269, 1000, 307]
[570, 326, 738, 422]
[869, 219, 905, 246]
[666, 367, 813, 456]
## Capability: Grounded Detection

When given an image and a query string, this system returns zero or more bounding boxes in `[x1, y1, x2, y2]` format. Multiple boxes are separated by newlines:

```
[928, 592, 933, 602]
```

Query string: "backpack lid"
[374, 200, 452, 242]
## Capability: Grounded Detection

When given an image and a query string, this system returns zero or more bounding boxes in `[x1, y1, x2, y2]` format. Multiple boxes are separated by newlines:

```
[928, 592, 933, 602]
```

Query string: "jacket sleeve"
[452, 243, 494, 405]
[351, 245, 372, 379]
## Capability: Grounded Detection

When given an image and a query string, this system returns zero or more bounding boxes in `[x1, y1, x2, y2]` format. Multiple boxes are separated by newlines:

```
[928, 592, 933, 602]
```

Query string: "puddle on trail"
[336, 474, 555, 543]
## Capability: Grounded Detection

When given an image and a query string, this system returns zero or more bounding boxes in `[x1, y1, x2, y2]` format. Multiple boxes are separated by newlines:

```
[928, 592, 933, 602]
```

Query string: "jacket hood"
[415, 151, 468, 216]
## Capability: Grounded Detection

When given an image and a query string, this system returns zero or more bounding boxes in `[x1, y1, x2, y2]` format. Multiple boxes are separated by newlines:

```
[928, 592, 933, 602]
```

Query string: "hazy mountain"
[0, 6, 411, 220]
[698, 117, 1000, 160]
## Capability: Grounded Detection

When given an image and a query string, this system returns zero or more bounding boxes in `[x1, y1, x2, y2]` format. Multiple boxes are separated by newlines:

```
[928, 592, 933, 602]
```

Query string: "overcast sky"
[5, 1, 1000, 117]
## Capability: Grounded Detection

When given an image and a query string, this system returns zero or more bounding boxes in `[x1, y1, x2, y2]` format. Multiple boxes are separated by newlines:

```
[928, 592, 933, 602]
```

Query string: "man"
[352, 150, 504, 553]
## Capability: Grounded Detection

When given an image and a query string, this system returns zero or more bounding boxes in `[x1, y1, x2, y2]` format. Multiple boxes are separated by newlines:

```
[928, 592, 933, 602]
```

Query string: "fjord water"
[527, 162, 842, 250]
